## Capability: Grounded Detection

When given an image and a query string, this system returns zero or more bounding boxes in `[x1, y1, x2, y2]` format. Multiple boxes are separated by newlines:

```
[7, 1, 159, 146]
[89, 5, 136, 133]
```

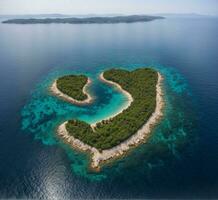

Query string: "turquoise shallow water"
[21, 64, 196, 180]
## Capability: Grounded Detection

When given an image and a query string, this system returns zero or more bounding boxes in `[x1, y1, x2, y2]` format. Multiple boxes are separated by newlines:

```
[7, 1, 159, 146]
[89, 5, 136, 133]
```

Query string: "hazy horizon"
[0, 13, 217, 17]
[0, 0, 217, 16]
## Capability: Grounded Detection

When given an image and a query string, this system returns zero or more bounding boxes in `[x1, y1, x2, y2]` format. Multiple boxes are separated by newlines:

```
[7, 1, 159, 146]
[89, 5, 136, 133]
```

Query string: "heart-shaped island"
[51, 68, 164, 171]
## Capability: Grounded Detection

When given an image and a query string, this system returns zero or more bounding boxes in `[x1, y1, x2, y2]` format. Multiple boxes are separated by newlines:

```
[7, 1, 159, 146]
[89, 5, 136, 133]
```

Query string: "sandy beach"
[50, 77, 93, 105]
[57, 72, 164, 170]
[89, 72, 133, 128]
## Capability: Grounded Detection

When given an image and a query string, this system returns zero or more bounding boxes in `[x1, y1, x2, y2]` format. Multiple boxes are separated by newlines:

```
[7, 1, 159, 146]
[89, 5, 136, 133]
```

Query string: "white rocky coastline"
[57, 72, 164, 170]
[50, 78, 93, 105]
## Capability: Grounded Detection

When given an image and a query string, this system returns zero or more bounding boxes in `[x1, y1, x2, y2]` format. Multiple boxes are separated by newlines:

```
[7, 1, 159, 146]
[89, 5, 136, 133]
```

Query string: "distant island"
[51, 68, 164, 170]
[2, 15, 164, 24]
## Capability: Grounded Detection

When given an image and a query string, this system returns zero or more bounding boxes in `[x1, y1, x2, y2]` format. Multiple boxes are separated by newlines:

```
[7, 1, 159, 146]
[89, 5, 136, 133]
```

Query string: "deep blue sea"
[0, 17, 218, 199]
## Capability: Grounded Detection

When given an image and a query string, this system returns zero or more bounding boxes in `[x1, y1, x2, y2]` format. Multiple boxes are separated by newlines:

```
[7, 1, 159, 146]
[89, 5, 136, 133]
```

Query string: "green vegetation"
[56, 75, 88, 101]
[2, 15, 164, 24]
[66, 68, 158, 150]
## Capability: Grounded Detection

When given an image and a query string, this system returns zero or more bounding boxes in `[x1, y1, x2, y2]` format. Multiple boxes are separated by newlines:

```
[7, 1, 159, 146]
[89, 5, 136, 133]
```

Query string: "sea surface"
[0, 17, 218, 199]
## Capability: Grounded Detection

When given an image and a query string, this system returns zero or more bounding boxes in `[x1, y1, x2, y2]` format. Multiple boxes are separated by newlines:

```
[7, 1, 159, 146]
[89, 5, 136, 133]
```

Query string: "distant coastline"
[2, 15, 164, 24]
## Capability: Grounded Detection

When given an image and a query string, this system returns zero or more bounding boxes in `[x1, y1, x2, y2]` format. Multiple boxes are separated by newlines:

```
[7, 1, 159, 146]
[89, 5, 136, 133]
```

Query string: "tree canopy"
[56, 74, 88, 101]
[66, 68, 158, 150]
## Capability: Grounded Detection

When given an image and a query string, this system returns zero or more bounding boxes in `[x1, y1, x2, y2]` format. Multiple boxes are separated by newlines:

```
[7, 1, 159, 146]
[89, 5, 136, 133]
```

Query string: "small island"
[53, 68, 164, 170]
[2, 15, 164, 24]
[51, 74, 93, 105]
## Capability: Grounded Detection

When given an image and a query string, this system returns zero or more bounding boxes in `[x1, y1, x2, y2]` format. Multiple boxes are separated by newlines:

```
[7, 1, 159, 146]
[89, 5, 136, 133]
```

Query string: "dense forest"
[56, 75, 88, 101]
[3, 15, 164, 24]
[66, 68, 158, 150]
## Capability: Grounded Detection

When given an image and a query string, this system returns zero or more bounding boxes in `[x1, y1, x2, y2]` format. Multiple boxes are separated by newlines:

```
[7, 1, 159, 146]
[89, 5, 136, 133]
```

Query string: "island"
[50, 74, 93, 105]
[53, 68, 164, 171]
[2, 15, 164, 24]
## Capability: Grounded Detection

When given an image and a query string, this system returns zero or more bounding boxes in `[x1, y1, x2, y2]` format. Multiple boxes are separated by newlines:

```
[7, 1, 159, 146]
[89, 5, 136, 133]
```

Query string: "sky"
[0, 0, 217, 16]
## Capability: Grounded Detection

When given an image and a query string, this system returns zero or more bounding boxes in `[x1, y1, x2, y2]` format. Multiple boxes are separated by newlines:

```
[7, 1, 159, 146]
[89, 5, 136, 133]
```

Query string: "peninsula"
[51, 74, 93, 105]
[2, 15, 164, 24]
[54, 68, 164, 170]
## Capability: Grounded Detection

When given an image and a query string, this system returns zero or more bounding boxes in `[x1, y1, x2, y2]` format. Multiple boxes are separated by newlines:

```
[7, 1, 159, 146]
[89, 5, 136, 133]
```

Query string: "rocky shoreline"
[57, 72, 164, 171]
[50, 78, 93, 105]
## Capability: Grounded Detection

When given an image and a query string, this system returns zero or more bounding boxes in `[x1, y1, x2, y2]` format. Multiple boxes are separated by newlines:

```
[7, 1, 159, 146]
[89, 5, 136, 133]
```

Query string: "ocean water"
[0, 18, 218, 198]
